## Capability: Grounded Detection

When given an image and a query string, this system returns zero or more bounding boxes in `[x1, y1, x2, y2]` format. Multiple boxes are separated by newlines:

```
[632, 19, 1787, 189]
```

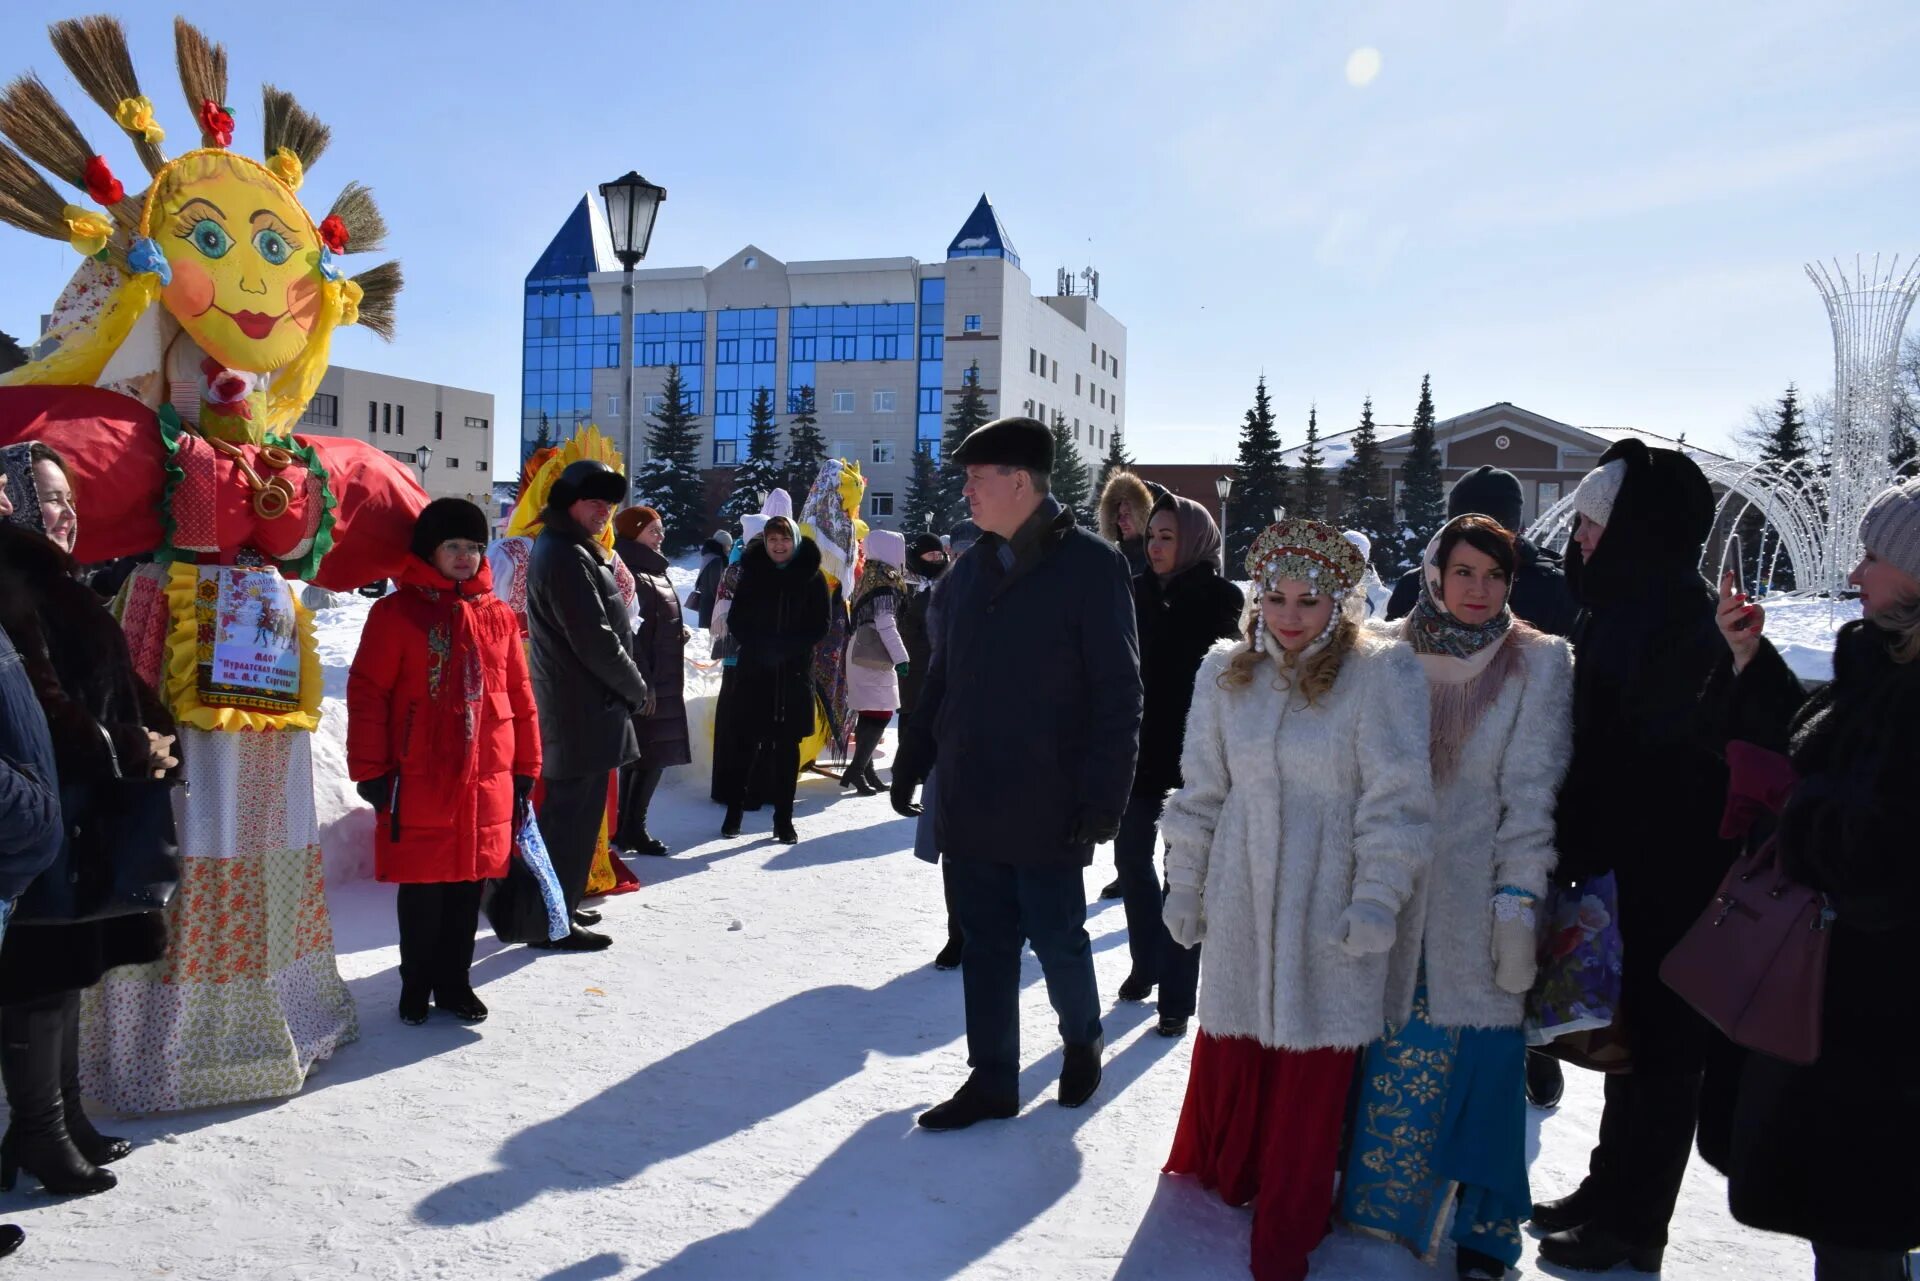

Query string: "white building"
[294, 364, 495, 505]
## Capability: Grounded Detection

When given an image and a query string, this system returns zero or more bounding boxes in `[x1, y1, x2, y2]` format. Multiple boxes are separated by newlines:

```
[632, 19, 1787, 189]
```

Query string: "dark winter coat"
[1132, 564, 1244, 798]
[615, 540, 692, 770]
[727, 537, 831, 744]
[1386, 536, 1579, 636]
[899, 496, 1143, 870]
[346, 557, 541, 884]
[527, 509, 649, 780]
[1695, 623, 1920, 1251]
[0, 523, 170, 1005]
[688, 541, 729, 630]
[896, 584, 934, 714]
[1553, 437, 1737, 1071]
[0, 624, 61, 901]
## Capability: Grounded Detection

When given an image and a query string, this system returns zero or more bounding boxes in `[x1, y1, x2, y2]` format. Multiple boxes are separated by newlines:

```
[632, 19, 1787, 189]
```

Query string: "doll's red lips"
[219, 307, 283, 339]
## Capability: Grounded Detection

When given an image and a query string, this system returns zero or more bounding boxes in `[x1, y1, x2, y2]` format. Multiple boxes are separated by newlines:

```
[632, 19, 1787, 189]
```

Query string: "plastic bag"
[1524, 872, 1624, 1047]
[482, 802, 570, 944]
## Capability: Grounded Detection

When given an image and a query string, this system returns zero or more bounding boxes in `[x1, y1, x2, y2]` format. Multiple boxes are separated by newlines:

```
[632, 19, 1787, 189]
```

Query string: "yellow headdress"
[0, 15, 400, 435]
[506, 424, 626, 553]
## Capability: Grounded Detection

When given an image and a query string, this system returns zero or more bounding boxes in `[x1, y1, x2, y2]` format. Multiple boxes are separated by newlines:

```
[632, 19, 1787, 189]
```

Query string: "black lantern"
[599, 171, 667, 269]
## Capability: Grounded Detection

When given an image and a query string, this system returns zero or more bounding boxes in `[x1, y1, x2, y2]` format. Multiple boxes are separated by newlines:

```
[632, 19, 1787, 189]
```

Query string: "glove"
[1071, 809, 1123, 846]
[895, 662, 910, 678]
[1492, 890, 1540, 994]
[1334, 898, 1397, 958]
[1162, 888, 1205, 949]
[355, 773, 395, 811]
[513, 774, 537, 805]
[890, 776, 922, 819]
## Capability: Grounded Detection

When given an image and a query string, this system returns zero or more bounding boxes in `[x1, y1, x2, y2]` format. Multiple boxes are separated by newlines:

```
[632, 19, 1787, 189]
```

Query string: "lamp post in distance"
[598, 171, 667, 501]
[413, 444, 434, 488]
[1215, 474, 1234, 573]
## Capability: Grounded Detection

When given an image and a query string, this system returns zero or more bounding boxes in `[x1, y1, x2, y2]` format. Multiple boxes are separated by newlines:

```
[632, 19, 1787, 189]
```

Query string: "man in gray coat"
[527, 460, 651, 952]
[895, 417, 1143, 1130]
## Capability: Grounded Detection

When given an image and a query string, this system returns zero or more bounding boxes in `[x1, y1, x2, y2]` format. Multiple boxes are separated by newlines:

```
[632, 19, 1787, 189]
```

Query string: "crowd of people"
[0, 417, 1915, 1280]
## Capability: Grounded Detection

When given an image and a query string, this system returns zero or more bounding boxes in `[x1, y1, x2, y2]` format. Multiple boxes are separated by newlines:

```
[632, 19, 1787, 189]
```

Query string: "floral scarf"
[394, 558, 492, 770]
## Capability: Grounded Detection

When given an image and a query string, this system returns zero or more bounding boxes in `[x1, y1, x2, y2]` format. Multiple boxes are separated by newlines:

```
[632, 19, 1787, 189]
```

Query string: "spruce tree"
[782, 385, 827, 499]
[719, 388, 785, 528]
[1048, 411, 1094, 517]
[936, 361, 989, 525]
[1292, 405, 1329, 520]
[526, 410, 555, 466]
[1227, 375, 1289, 569]
[1097, 425, 1136, 493]
[1397, 374, 1445, 569]
[1741, 384, 1813, 591]
[903, 445, 943, 534]
[1761, 383, 1810, 466]
[630, 364, 707, 554]
[1338, 396, 1393, 571]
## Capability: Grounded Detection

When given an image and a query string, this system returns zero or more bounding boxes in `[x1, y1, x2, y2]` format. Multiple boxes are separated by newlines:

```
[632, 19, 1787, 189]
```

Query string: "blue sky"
[2, 0, 1916, 478]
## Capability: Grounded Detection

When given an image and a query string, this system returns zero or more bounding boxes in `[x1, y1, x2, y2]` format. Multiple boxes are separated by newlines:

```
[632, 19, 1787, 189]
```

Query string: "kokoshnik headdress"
[1244, 517, 1369, 654]
[0, 15, 400, 435]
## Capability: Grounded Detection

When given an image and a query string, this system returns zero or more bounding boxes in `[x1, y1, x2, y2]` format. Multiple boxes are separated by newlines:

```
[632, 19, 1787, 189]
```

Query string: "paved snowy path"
[16, 768, 1809, 1278]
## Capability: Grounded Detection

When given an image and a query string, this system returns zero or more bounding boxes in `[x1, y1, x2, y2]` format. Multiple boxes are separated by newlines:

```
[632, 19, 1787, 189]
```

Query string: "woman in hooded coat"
[612, 505, 691, 855]
[722, 516, 830, 844]
[1694, 477, 1920, 1280]
[1111, 493, 1242, 1035]
[1336, 514, 1574, 1281]
[841, 530, 910, 797]
[347, 499, 540, 1025]
[1531, 438, 1739, 1274]
[1098, 470, 1158, 578]
[0, 442, 176, 1196]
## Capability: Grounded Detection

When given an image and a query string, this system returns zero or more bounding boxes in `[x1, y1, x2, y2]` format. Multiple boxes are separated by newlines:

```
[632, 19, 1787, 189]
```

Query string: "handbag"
[1660, 836, 1831, 1065]
[848, 623, 894, 670]
[12, 775, 180, 924]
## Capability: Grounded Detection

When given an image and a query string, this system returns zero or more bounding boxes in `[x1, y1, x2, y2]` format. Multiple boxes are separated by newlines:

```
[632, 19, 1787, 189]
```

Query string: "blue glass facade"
[713, 309, 777, 464]
[636, 310, 704, 417]
[916, 278, 945, 455]
[788, 302, 915, 413]
[522, 275, 618, 451]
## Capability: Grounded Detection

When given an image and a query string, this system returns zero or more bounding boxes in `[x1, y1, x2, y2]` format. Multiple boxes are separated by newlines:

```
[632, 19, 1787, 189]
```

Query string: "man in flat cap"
[894, 416, 1143, 1129]
[527, 460, 651, 952]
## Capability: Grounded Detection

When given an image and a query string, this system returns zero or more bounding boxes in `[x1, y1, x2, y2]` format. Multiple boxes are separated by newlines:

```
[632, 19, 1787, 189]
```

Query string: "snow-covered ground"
[10, 566, 1833, 1279]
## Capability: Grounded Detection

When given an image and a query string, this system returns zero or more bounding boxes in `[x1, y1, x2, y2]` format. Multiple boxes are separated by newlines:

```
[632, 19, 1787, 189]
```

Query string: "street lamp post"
[598, 171, 668, 499]
[1215, 474, 1234, 574]
[413, 444, 434, 491]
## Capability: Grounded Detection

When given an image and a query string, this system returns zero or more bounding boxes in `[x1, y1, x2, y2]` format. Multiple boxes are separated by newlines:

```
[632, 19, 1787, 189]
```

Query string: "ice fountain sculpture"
[1532, 254, 1920, 596]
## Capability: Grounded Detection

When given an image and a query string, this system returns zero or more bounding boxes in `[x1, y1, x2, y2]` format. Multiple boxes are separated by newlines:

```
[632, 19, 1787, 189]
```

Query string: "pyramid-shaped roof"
[526, 194, 617, 281]
[947, 194, 1020, 268]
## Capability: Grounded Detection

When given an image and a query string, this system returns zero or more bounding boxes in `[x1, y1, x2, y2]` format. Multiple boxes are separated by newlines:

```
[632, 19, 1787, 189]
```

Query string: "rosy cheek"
[286, 276, 321, 332]
[163, 258, 217, 318]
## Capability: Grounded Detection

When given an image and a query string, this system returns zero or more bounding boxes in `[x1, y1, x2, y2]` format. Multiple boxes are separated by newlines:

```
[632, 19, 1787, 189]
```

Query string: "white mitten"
[1334, 899, 1397, 958]
[1491, 891, 1540, 994]
[1162, 889, 1205, 950]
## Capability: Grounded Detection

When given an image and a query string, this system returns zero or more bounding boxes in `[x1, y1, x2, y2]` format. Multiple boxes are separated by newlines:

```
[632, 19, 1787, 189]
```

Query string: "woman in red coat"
[347, 500, 541, 1026]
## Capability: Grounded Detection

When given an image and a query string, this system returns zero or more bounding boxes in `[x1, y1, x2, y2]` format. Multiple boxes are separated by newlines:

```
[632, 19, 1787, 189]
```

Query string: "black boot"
[528, 926, 612, 952]
[0, 1225, 20, 1257]
[0, 1001, 114, 1195]
[1526, 1048, 1565, 1108]
[841, 719, 885, 797]
[721, 806, 743, 838]
[862, 761, 885, 792]
[1454, 1244, 1509, 1280]
[917, 1074, 1019, 1131]
[932, 935, 963, 971]
[433, 883, 488, 1023]
[1531, 1177, 1607, 1233]
[58, 994, 129, 1166]
[1098, 878, 1123, 900]
[1537, 1222, 1664, 1274]
[1117, 973, 1155, 1002]
[1059, 1036, 1104, 1108]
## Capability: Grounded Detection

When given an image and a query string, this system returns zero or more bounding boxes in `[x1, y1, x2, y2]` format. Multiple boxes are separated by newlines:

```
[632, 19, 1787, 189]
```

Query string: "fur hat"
[1570, 460, 1628, 527]
[613, 505, 662, 542]
[951, 416, 1053, 472]
[1447, 465, 1525, 532]
[1861, 476, 1920, 583]
[410, 498, 491, 561]
[548, 459, 627, 509]
[864, 528, 907, 570]
[1098, 469, 1154, 543]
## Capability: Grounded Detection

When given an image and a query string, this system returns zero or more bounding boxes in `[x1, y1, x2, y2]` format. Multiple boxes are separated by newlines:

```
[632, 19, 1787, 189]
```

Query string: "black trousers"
[1112, 792, 1199, 1019]
[1586, 1068, 1702, 1244]
[615, 764, 664, 845]
[395, 881, 485, 997]
[945, 856, 1103, 1100]
[1811, 1242, 1913, 1281]
[737, 739, 800, 821]
[538, 770, 611, 914]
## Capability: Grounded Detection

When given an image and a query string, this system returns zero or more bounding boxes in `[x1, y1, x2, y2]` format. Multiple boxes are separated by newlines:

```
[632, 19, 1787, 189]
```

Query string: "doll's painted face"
[152, 154, 322, 372]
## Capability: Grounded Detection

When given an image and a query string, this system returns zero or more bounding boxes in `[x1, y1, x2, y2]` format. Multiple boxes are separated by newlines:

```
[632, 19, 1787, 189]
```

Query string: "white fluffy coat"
[1164, 629, 1434, 1051]
[845, 595, 908, 712]
[1396, 623, 1575, 1029]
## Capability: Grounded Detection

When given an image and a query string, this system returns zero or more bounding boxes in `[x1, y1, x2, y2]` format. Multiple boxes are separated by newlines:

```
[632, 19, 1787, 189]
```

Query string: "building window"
[465, 416, 488, 431]
[831, 390, 855, 413]
[607, 394, 621, 418]
[715, 390, 740, 416]
[716, 338, 739, 363]
[713, 439, 737, 465]
[1037, 401, 1046, 422]
[963, 314, 981, 332]
[1099, 429, 1106, 448]
[873, 389, 896, 413]
[298, 393, 338, 428]
[871, 440, 895, 464]
[396, 404, 405, 435]
[830, 335, 858, 362]
[1091, 342, 1098, 362]
[368, 400, 377, 435]
[644, 393, 664, 415]
[382, 403, 392, 434]
[1052, 361, 1058, 383]
[830, 440, 854, 460]
[1075, 373, 1082, 395]
[869, 492, 895, 518]
[1029, 347, 1037, 373]
[753, 337, 776, 362]
[445, 457, 460, 469]
[1538, 480, 1563, 515]
[1112, 358, 1119, 380]
[434, 410, 443, 440]
[475, 459, 488, 472]
[792, 336, 816, 362]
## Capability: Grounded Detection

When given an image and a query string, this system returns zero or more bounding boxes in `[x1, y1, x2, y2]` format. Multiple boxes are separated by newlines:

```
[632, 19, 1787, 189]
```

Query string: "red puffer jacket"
[346, 557, 540, 883]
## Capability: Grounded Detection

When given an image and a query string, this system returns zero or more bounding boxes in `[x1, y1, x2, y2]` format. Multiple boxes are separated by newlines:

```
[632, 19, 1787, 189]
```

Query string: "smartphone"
[1720, 535, 1757, 631]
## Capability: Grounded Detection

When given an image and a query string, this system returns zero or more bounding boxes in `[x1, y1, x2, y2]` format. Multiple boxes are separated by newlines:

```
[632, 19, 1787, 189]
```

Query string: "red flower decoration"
[83, 154, 123, 206]
[199, 99, 235, 148]
[318, 214, 350, 254]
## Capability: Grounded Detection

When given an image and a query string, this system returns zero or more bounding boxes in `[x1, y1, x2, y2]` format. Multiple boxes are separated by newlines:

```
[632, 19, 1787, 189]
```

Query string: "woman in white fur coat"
[1336, 515, 1574, 1281]
[1160, 518, 1433, 1281]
